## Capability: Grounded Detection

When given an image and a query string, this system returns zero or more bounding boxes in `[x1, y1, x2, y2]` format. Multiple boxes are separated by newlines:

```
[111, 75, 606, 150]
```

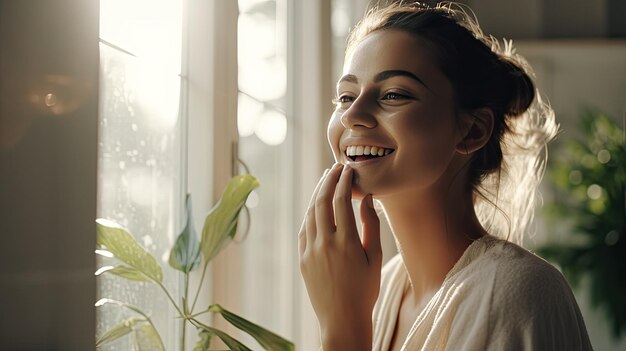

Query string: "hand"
[298, 162, 383, 350]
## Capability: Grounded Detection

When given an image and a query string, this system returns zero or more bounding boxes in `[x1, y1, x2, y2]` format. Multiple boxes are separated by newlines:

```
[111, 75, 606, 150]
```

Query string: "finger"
[360, 194, 382, 266]
[300, 168, 331, 255]
[333, 164, 357, 242]
[315, 163, 344, 235]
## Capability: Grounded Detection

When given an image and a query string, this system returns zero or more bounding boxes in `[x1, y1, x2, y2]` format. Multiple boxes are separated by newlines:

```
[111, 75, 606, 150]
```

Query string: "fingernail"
[366, 194, 374, 208]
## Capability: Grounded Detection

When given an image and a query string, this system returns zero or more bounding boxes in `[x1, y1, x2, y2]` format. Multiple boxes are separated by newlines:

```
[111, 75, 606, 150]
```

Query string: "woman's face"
[327, 29, 464, 200]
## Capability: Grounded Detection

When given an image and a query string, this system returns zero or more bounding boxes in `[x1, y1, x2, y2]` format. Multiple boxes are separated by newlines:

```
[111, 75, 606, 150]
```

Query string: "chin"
[349, 172, 373, 201]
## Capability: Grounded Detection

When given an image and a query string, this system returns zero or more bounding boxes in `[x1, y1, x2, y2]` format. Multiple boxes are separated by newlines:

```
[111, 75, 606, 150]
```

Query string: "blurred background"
[1, 0, 624, 350]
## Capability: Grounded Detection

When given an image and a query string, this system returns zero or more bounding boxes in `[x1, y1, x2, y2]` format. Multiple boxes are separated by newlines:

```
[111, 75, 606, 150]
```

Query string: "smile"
[345, 145, 396, 163]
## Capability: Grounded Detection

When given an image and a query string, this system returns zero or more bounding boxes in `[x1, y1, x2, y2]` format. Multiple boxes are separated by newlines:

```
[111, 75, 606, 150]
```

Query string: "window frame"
[198, 0, 335, 350]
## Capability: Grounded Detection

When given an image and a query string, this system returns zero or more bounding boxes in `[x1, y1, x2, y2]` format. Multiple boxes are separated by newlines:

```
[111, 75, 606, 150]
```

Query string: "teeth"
[345, 145, 395, 157]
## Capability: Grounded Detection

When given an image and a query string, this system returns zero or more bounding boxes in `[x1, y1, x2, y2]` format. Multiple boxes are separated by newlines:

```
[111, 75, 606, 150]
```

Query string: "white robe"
[372, 234, 593, 350]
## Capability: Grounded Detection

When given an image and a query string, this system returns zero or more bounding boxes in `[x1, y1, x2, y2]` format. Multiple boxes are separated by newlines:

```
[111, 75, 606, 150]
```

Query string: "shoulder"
[446, 235, 579, 320]
[452, 235, 570, 301]
[478, 236, 592, 349]
[482, 237, 574, 307]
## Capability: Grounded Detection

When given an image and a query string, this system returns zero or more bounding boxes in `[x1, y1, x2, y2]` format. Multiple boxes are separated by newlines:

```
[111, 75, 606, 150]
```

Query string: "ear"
[455, 107, 494, 155]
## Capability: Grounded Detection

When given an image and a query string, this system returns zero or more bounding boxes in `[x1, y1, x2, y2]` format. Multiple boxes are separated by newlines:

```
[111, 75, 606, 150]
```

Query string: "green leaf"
[96, 317, 145, 348]
[195, 323, 253, 351]
[169, 194, 202, 273]
[201, 175, 260, 264]
[96, 219, 163, 283]
[132, 323, 165, 351]
[97, 265, 151, 282]
[193, 329, 214, 351]
[210, 304, 295, 351]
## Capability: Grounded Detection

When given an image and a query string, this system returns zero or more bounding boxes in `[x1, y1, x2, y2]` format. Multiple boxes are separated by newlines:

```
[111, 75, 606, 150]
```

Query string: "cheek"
[326, 111, 344, 159]
[397, 118, 457, 180]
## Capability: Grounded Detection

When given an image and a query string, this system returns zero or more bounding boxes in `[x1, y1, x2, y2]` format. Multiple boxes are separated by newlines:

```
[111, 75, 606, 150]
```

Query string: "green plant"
[538, 109, 626, 339]
[95, 174, 296, 350]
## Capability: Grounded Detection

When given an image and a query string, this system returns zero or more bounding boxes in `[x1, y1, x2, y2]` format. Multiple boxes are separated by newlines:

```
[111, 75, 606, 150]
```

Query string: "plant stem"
[181, 272, 190, 351]
[156, 280, 184, 317]
[189, 309, 211, 318]
[191, 261, 209, 312]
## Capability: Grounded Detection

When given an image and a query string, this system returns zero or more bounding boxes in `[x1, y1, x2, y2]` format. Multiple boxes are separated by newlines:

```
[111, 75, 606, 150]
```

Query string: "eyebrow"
[337, 69, 433, 92]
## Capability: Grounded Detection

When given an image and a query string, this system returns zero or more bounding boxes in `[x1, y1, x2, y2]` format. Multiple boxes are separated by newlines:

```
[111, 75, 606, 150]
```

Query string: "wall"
[0, 0, 99, 349]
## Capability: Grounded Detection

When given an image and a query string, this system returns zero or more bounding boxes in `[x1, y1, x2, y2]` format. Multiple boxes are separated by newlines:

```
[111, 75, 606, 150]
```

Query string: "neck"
[377, 183, 486, 307]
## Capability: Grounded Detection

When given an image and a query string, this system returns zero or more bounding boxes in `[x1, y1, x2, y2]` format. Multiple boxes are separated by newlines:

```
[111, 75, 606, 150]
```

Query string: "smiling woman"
[299, 2, 593, 351]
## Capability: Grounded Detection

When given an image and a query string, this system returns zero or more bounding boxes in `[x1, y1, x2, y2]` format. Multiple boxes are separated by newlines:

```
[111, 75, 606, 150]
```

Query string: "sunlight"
[100, 0, 182, 131]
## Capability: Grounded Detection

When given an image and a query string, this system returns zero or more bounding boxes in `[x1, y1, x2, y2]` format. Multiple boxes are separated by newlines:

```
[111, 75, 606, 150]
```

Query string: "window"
[97, 0, 334, 350]
[211, 1, 335, 350]
[97, 0, 184, 349]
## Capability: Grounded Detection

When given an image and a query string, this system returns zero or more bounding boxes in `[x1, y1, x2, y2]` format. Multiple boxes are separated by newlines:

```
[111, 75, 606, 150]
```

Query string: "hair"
[347, 1, 558, 246]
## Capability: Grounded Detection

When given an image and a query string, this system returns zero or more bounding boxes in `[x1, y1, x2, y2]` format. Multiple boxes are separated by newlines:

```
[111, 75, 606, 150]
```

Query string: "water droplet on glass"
[142, 235, 153, 247]
[161, 250, 170, 263]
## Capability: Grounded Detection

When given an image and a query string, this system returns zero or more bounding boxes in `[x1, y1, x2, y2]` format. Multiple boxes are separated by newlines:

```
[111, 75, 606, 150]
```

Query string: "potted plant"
[95, 174, 296, 350]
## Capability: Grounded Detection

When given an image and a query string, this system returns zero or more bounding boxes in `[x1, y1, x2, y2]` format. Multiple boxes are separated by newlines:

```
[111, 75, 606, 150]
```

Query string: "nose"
[339, 95, 377, 129]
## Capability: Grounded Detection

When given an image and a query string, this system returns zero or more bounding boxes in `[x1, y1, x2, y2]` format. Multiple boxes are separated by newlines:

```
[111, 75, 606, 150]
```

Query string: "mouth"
[345, 145, 396, 163]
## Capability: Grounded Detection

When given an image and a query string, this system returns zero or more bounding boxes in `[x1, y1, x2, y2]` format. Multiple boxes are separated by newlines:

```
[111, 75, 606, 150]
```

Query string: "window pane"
[97, 0, 183, 349]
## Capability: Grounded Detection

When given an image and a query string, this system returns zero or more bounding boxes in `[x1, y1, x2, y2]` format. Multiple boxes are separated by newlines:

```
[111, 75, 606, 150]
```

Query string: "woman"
[297, 2, 593, 350]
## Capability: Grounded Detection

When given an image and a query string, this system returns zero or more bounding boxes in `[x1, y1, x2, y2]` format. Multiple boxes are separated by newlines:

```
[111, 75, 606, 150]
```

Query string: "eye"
[332, 95, 355, 106]
[381, 92, 410, 100]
